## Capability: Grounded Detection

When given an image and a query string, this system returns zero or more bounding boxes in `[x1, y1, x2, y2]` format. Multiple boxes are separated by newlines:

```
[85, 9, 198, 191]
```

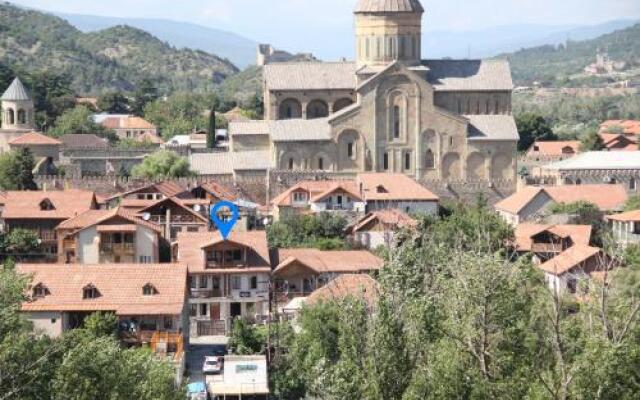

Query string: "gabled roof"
[174, 231, 271, 273]
[9, 132, 62, 146]
[465, 114, 519, 141]
[537, 245, 602, 276]
[306, 274, 380, 307]
[56, 207, 162, 233]
[18, 263, 187, 315]
[189, 150, 271, 176]
[137, 132, 164, 144]
[514, 224, 593, 252]
[527, 140, 580, 156]
[347, 209, 417, 233]
[495, 184, 628, 214]
[607, 209, 640, 222]
[136, 197, 208, 224]
[423, 59, 514, 92]
[59, 134, 109, 149]
[271, 180, 360, 207]
[1, 77, 31, 101]
[309, 182, 363, 203]
[357, 173, 439, 201]
[110, 181, 187, 202]
[3, 190, 96, 220]
[600, 120, 640, 136]
[543, 151, 640, 171]
[194, 182, 238, 202]
[101, 115, 155, 130]
[264, 62, 358, 91]
[274, 249, 383, 275]
[354, 0, 424, 13]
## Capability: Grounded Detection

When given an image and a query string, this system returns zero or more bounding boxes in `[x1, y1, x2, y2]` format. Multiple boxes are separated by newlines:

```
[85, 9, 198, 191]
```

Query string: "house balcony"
[62, 239, 76, 250]
[190, 288, 224, 299]
[531, 243, 566, 254]
[40, 230, 57, 242]
[100, 243, 135, 254]
[205, 262, 248, 270]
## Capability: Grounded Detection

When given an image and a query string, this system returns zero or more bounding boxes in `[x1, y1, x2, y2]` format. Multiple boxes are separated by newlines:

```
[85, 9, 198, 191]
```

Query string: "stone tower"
[0, 77, 35, 152]
[354, 0, 424, 67]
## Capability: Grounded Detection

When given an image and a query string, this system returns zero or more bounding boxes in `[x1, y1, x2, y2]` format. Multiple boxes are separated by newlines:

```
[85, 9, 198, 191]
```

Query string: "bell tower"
[354, 0, 424, 68]
[1, 77, 35, 131]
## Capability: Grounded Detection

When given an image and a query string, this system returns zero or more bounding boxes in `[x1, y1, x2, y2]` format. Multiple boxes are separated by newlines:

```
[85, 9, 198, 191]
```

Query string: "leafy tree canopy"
[515, 112, 557, 151]
[0, 148, 37, 190]
[48, 105, 116, 141]
[131, 150, 193, 179]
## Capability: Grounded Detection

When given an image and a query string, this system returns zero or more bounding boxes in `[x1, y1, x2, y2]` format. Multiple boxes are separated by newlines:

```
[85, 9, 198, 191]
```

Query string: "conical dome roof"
[354, 0, 424, 13]
[1, 77, 32, 102]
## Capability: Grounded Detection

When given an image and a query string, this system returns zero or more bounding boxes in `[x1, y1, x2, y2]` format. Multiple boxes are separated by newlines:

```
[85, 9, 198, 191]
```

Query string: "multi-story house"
[96, 114, 159, 141]
[272, 248, 383, 304]
[346, 209, 417, 249]
[104, 181, 189, 211]
[271, 180, 365, 219]
[2, 190, 98, 260]
[607, 210, 640, 248]
[56, 207, 163, 264]
[17, 263, 188, 353]
[514, 223, 593, 263]
[173, 231, 271, 337]
[135, 197, 210, 241]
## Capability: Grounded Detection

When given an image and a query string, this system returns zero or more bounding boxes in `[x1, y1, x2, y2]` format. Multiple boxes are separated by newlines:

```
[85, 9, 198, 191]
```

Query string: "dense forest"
[0, 3, 238, 95]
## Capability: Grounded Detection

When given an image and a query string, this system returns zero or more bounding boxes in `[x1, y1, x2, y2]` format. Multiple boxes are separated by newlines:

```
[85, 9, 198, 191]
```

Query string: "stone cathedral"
[223, 0, 519, 182]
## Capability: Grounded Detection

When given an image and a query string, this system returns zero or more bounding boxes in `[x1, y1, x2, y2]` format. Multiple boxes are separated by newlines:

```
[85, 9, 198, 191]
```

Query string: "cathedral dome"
[354, 0, 424, 14]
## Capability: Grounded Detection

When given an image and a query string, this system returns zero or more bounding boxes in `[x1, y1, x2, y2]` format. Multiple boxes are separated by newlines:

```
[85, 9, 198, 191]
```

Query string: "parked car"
[186, 382, 208, 400]
[202, 356, 222, 375]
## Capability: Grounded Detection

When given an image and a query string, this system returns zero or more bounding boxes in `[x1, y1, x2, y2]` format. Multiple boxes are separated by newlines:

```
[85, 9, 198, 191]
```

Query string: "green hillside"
[499, 23, 640, 85]
[0, 3, 238, 94]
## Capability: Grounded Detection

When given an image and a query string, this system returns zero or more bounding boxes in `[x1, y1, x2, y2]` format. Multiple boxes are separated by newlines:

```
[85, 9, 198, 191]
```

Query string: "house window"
[142, 283, 157, 296]
[393, 106, 401, 139]
[383, 153, 389, 170]
[83, 285, 99, 299]
[567, 278, 578, 294]
[187, 226, 199, 233]
[139, 255, 152, 264]
[189, 277, 197, 289]
[293, 192, 308, 203]
[206, 250, 223, 264]
[32, 284, 48, 298]
[630, 178, 637, 190]
[190, 304, 197, 317]
[199, 276, 208, 289]
[250, 276, 258, 290]
[425, 149, 435, 169]
[231, 276, 242, 290]
[404, 152, 411, 171]
[212, 277, 220, 290]
[39, 199, 55, 211]
[164, 317, 173, 330]
[200, 303, 208, 317]
[232, 249, 243, 262]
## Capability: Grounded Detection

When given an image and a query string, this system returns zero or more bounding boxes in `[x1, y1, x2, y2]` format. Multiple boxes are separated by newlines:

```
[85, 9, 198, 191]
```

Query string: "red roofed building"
[537, 244, 605, 296]
[17, 263, 188, 346]
[495, 184, 627, 225]
[607, 210, 640, 247]
[526, 140, 580, 161]
[600, 120, 640, 136]
[99, 115, 158, 141]
[346, 209, 417, 249]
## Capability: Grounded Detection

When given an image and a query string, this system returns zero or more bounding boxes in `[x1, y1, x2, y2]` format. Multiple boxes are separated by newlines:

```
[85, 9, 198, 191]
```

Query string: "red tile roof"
[274, 249, 383, 275]
[514, 223, 592, 251]
[136, 197, 209, 224]
[600, 120, 640, 136]
[357, 173, 438, 201]
[9, 132, 62, 146]
[527, 141, 580, 157]
[102, 116, 156, 130]
[306, 274, 379, 306]
[18, 263, 187, 315]
[607, 209, 640, 222]
[3, 190, 96, 220]
[56, 207, 162, 233]
[196, 182, 238, 202]
[174, 231, 271, 273]
[495, 185, 628, 214]
[347, 209, 417, 234]
[271, 180, 359, 207]
[537, 245, 602, 276]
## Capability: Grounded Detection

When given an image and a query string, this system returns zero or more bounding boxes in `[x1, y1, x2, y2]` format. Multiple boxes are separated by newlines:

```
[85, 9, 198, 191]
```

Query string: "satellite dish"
[142, 213, 151, 221]
[193, 204, 202, 212]
[263, 217, 270, 226]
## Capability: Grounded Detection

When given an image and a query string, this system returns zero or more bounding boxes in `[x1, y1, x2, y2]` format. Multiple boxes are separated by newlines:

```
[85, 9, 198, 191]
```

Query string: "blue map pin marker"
[210, 201, 239, 240]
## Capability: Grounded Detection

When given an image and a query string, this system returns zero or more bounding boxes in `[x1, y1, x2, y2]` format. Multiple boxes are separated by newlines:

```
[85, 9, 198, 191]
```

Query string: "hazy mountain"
[425, 19, 639, 59]
[59, 12, 258, 69]
[0, 3, 238, 94]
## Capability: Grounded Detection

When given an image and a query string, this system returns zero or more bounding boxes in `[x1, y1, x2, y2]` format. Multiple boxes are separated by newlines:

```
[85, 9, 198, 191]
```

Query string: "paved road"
[186, 343, 227, 384]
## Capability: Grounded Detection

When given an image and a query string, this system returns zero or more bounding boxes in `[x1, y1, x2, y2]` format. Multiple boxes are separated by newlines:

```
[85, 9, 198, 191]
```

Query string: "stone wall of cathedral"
[264, 89, 356, 120]
[434, 91, 512, 115]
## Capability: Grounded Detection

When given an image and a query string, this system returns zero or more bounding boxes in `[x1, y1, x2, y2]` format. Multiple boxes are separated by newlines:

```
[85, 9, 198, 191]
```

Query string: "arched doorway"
[442, 152, 461, 180]
[278, 99, 302, 119]
[306, 100, 329, 119]
[337, 130, 361, 171]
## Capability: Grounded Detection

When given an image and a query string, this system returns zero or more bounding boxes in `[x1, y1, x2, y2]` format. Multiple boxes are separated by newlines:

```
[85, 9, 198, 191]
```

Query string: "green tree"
[97, 91, 130, 113]
[267, 213, 349, 249]
[132, 78, 159, 116]
[82, 312, 118, 338]
[207, 108, 216, 149]
[515, 112, 556, 151]
[623, 195, 640, 212]
[48, 105, 116, 141]
[131, 150, 193, 179]
[228, 319, 266, 355]
[0, 148, 37, 190]
[5, 228, 40, 255]
[579, 130, 605, 151]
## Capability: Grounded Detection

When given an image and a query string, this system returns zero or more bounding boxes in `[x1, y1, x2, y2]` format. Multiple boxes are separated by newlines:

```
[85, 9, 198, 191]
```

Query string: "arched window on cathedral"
[383, 153, 389, 171]
[457, 99, 462, 114]
[288, 158, 294, 170]
[17, 109, 26, 125]
[7, 108, 14, 125]
[404, 152, 411, 171]
[425, 149, 435, 169]
[399, 36, 406, 58]
[377, 37, 382, 59]
[318, 157, 324, 170]
[485, 100, 491, 114]
[393, 106, 401, 139]
[495, 99, 500, 115]
[365, 37, 370, 58]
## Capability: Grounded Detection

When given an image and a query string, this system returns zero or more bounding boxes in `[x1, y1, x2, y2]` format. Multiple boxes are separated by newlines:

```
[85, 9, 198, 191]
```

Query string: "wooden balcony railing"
[100, 243, 135, 253]
[190, 288, 224, 299]
[40, 230, 57, 242]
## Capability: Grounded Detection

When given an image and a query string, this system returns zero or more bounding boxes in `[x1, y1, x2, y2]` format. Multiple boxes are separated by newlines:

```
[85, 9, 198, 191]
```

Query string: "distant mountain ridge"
[0, 2, 239, 95]
[59, 12, 258, 69]
[497, 23, 640, 85]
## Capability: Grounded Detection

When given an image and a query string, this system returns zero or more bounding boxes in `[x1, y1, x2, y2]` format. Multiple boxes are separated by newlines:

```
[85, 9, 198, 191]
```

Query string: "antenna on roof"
[142, 212, 151, 221]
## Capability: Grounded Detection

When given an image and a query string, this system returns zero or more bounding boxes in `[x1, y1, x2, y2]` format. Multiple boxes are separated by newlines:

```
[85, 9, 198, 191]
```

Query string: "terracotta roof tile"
[174, 231, 270, 273]
[306, 274, 380, 306]
[600, 120, 640, 136]
[358, 173, 439, 201]
[272, 180, 356, 207]
[514, 223, 592, 251]
[537, 245, 602, 276]
[347, 209, 417, 233]
[136, 197, 209, 224]
[18, 263, 187, 315]
[3, 190, 96, 220]
[101, 116, 156, 130]
[197, 182, 238, 202]
[137, 132, 164, 144]
[56, 207, 162, 233]
[9, 132, 62, 146]
[527, 141, 580, 157]
[607, 209, 640, 222]
[274, 249, 383, 275]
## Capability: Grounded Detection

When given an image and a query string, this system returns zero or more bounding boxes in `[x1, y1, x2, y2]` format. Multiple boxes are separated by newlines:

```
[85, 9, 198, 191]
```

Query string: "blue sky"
[10, 0, 640, 56]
